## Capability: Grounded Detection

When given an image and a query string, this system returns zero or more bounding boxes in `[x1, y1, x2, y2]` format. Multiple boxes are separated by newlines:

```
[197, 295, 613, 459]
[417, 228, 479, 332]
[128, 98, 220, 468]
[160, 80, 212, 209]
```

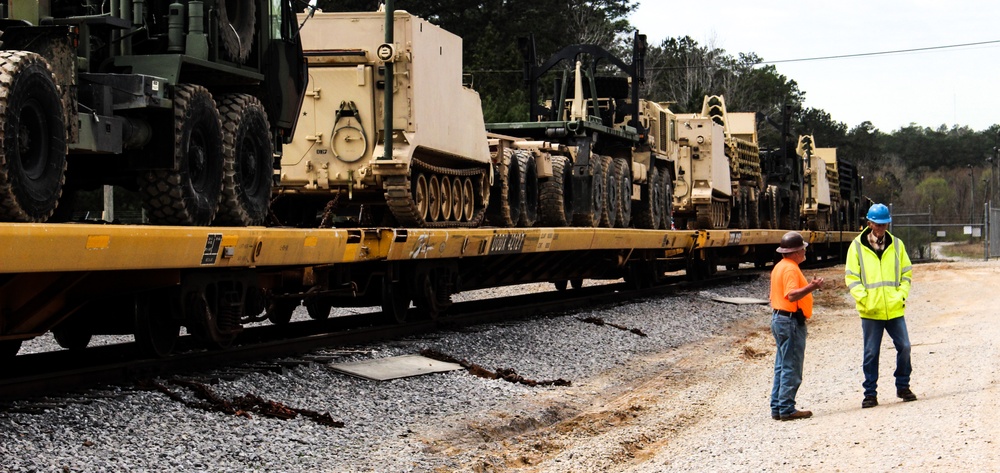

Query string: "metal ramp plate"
[711, 296, 769, 305]
[329, 354, 463, 381]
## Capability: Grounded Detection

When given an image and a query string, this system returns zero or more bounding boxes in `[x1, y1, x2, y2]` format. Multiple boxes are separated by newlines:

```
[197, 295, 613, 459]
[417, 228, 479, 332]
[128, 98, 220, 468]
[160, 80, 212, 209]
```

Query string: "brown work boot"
[897, 388, 917, 402]
[779, 410, 812, 421]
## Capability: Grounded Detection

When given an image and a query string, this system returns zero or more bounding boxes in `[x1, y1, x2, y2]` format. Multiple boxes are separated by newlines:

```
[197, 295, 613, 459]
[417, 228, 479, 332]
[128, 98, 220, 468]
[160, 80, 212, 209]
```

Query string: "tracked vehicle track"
[383, 158, 489, 228]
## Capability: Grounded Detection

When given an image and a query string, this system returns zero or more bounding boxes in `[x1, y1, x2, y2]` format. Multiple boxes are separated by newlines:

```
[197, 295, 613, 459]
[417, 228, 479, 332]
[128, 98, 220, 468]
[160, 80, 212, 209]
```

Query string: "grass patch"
[939, 242, 986, 259]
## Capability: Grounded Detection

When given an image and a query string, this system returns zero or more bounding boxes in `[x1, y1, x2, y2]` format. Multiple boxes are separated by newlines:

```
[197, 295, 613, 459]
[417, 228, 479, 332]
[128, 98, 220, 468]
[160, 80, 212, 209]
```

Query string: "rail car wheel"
[553, 280, 569, 291]
[214, 93, 272, 226]
[516, 151, 538, 226]
[134, 292, 181, 358]
[305, 296, 333, 320]
[1, 340, 22, 360]
[218, 0, 256, 64]
[572, 155, 606, 227]
[381, 275, 411, 324]
[0, 51, 67, 223]
[52, 327, 92, 351]
[613, 158, 632, 228]
[570, 278, 584, 290]
[266, 297, 298, 325]
[632, 165, 662, 229]
[140, 84, 224, 226]
[187, 288, 241, 349]
[539, 155, 573, 226]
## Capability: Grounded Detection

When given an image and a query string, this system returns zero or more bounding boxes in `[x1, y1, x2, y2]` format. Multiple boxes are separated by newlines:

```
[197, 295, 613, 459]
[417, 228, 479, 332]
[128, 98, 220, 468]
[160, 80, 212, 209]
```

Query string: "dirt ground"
[425, 260, 1000, 472]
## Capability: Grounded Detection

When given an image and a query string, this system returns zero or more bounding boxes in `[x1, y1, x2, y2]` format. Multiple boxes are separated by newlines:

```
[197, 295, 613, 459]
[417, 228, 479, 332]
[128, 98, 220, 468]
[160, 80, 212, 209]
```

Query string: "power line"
[759, 39, 1000, 65]
[470, 39, 1000, 74]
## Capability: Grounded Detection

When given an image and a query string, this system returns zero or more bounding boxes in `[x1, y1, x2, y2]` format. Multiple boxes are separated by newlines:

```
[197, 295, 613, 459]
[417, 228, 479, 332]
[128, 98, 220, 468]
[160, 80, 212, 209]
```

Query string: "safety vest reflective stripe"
[851, 238, 905, 289]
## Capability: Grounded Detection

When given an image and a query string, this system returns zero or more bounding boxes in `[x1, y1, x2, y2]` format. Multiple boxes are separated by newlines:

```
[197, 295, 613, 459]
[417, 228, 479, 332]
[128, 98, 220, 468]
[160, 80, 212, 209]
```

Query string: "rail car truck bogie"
[0, 0, 307, 226]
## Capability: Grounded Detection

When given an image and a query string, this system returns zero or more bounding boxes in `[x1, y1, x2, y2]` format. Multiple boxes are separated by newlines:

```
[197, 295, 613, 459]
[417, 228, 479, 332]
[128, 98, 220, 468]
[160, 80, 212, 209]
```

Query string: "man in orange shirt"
[770, 231, 824, 421]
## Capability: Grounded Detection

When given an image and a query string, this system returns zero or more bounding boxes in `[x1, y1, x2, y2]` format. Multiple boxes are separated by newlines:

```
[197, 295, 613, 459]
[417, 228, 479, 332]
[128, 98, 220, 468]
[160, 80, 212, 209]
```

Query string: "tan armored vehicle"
[278, 10, 493, 227]
[672, 95, 762, 229]
[797, 135, 834, 230]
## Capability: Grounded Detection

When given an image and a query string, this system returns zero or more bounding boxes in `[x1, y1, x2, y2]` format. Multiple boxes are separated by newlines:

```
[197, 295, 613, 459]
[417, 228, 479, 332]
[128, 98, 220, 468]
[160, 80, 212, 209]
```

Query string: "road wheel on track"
[632, 165, 662, 229]
[572, 155, 606, 227]
[140, 84, 224, 226]
[0, 50, 67, 223]
[218, 0, 256, 64]
[460, 177, 475, 222]
[613, 158, 632, 228]
[134, 292, 181, 358]
[538, 154, 573, 226]
[214, 93, 272, 226]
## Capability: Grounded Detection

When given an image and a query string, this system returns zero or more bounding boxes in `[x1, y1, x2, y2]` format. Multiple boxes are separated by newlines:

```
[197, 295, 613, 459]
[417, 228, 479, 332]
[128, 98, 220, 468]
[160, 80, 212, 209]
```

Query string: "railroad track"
[0, 271, 763, 403]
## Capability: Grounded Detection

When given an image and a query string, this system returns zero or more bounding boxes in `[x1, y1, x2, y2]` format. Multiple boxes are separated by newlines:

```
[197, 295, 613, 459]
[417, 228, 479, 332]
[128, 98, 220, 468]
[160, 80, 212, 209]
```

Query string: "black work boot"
[862, 395, 878, 408]
[897, 388, 917, 402]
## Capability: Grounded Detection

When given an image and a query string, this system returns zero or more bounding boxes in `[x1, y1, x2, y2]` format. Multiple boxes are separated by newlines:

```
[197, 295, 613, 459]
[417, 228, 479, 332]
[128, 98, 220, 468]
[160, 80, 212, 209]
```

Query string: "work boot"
[862, 395, 878, 408]
[897, 388, 917, 402]
[779, 410, 812, 421]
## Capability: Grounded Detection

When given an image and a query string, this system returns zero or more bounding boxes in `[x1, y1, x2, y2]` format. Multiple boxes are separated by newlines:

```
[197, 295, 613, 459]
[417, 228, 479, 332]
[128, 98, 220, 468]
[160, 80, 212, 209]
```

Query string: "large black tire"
[516, 150, 538, 227]
[632, 165, 662, 229]
[0, 51, 67, 222]
[214, 94, 273, 226]
[538, 155, 573, 226]
[572, 155, 606, 227]
[614, 158, 632, 228]
[218, 0, 256, 64]
[599, 156, 617, 228]
[140, 84, 224, 226]
[486, 148, 518, 227]
[658, 166, 673, 229]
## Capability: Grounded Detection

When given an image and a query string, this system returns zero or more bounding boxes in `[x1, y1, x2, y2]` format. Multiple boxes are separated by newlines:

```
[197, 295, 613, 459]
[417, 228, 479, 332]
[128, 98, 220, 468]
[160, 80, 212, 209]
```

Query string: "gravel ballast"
[1, 278, 770, 472]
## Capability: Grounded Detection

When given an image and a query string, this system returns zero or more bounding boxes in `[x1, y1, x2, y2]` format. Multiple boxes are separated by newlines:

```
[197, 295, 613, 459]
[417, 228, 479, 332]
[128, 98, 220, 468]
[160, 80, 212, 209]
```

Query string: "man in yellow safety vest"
[845, 203, 917, 409]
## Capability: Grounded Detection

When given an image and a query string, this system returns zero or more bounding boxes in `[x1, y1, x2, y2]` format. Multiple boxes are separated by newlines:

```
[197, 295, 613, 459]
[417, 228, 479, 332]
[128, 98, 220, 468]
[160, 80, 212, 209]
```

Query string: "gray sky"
[628, 0, 1000, 132]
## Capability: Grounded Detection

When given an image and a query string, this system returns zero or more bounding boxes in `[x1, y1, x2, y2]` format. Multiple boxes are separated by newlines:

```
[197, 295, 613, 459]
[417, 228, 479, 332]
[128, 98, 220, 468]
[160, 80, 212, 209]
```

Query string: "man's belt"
[774, 309, 796, 317]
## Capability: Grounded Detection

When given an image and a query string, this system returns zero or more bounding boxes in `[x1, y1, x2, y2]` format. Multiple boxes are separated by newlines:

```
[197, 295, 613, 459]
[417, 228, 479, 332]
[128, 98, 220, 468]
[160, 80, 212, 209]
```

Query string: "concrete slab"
[329, 354, 464, 381]
[711, 296, 768, 305]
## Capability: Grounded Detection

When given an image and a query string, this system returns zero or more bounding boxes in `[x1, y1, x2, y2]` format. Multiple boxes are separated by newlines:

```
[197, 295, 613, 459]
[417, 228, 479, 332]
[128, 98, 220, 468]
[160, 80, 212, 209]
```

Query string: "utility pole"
[970, 164, 975, 224]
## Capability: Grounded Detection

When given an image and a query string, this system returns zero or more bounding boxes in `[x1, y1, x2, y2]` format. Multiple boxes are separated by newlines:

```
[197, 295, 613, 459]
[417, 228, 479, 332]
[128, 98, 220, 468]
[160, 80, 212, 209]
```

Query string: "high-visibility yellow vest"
[844, 230, 912, 320]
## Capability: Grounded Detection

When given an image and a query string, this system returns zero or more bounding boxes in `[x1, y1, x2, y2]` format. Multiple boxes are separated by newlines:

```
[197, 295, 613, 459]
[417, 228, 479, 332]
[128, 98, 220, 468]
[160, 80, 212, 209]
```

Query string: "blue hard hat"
[866, 203, 891, 224]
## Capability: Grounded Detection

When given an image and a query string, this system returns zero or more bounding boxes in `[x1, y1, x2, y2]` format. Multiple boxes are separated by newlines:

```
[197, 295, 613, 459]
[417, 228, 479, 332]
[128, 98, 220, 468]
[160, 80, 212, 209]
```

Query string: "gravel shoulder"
[431, 260, 1000, 472]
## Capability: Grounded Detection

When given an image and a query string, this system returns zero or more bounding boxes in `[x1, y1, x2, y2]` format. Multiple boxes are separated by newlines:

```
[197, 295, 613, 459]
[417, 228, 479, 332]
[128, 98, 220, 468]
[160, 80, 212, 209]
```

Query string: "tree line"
[311, 0, 1000, 225]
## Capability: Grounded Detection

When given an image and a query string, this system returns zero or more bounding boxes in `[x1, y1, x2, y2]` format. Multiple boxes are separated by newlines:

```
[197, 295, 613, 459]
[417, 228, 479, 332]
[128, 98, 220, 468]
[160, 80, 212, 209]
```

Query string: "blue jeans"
[861, 317, 912, 397]
[771, 312, 807, 417]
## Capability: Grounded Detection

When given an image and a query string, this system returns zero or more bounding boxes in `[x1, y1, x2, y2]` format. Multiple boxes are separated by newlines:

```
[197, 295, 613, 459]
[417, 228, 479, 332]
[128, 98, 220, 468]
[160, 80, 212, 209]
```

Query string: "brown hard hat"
[776, 231, 809, 253]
